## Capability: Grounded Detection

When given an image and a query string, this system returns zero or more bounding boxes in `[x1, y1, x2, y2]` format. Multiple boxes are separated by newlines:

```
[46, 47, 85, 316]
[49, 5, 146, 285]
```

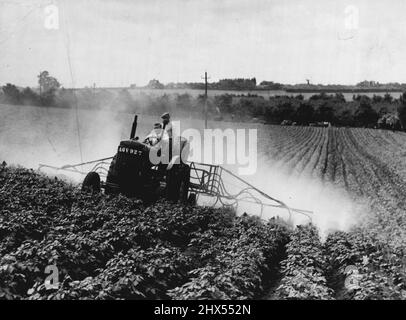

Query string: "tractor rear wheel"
[187, 193, 197, 205]
[166, 164, 190, 203]
[82, 172, 101, 193]
[178, 170, 190, 203]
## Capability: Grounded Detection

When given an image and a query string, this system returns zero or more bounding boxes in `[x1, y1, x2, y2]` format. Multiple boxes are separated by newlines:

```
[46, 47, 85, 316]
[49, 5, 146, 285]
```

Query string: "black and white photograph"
[0, 0, 406, 308]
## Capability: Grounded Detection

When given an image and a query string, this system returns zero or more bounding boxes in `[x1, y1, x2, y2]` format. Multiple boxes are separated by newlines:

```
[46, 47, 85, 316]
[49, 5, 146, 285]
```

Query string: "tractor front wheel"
[82, 172, 101, 193]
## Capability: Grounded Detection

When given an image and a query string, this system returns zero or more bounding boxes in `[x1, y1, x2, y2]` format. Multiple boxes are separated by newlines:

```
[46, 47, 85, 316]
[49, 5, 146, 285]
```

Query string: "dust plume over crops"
[238, 157, 367, 238]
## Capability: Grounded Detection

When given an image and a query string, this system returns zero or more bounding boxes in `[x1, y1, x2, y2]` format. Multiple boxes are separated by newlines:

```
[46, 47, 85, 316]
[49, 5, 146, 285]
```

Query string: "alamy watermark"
[138, 121, 258, 176]
[344, 265, 361, 291]
[339, 5, 359, 40]
[344, 5, 359, 31]
[44, 265, 59, 290]
[44, 4, 59, 30]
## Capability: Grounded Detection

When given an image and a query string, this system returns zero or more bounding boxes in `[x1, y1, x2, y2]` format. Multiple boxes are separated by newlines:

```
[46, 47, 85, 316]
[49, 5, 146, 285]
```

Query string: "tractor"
[81, 115, 193, 203]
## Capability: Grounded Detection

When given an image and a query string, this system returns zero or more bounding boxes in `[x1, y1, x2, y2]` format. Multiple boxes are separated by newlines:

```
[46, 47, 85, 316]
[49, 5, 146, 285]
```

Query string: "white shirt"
[164, 121, 173, 138]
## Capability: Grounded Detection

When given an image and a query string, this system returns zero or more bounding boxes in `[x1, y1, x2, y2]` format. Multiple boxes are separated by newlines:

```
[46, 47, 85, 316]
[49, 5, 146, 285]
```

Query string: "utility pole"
[201, 71, 210, 129]
[39, 70, 42, 100]
[93, 83, 96, 108]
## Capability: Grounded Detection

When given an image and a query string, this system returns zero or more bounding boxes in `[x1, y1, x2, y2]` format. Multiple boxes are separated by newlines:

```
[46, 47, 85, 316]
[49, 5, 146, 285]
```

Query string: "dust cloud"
[234, 155, 367, 238]
[0, 104, 135, 181]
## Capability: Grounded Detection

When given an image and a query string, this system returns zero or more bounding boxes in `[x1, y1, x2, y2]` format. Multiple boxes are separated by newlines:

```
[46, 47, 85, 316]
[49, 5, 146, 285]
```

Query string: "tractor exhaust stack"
[130, 115, 138, 139]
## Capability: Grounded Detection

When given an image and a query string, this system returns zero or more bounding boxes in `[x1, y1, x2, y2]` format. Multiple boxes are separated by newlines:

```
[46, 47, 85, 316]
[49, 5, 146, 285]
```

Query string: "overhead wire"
[0, 1, 63, 163]
[60, 0, 84, 165]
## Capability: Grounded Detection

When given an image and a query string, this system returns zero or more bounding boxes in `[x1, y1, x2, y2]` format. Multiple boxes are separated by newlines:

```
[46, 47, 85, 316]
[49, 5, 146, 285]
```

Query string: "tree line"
[211, 92, 406, 130]
[1, 72, 406, 131]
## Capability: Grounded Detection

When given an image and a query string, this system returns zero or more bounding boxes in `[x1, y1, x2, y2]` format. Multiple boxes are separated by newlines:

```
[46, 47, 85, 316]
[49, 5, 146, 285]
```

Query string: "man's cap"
[153, 123, 162, 129]
[161, 112, 170, 119]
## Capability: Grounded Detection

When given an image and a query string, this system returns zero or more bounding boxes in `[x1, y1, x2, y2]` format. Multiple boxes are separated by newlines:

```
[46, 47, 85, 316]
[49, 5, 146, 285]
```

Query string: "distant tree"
[214, 94, 233, 114]
[21, 87, 40, 105]
[264, 105, 274, 123]
[383, 93, 393, 103]
[273, 101, 295, 122]
[317, 102, 335, 123]
[2, 83, 21, 104]
[372, 94, 383, 103]
[309, 92, 330, 101]
[355, 96, 378, 127]
[352, 94, 372, 103]
[398, 92, 406, 130]
[294, 102, 315, 125]
[334, 93, 346, 103]
[337, 109, 354, 127]
[38, 71, 60, 106]
[235, 98, 255, 118]
[249, 98, 267, 118]
[146, 79, 164, 89]
[353, 94, 371, 102]
[216, 78, 257, 90]
[38, 71, 60, 93]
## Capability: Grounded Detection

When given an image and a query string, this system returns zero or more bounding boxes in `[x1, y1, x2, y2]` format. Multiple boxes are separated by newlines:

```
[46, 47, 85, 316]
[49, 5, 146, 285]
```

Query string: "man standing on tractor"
[160, 112, 173, 139]
[160, 112, 173, 162]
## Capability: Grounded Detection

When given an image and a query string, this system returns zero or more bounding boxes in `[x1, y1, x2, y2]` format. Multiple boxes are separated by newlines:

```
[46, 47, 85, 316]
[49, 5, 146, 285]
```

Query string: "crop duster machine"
[39, 115, 313, 223]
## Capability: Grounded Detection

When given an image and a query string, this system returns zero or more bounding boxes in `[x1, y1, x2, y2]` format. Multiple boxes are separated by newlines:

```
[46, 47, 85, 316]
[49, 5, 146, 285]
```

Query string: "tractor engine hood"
[118, 140, 151, 152]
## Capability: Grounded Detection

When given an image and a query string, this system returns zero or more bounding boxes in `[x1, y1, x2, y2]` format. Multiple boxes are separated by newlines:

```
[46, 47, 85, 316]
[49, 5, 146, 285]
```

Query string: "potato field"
[1, 103, 406, 300]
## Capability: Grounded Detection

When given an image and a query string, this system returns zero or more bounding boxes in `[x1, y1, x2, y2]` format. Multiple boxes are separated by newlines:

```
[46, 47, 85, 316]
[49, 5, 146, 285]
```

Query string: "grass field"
[1, 103, 406, 299]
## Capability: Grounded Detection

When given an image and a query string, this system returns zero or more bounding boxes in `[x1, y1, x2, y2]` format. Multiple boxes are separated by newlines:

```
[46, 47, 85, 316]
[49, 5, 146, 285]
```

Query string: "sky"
[1, 0, 406, 88]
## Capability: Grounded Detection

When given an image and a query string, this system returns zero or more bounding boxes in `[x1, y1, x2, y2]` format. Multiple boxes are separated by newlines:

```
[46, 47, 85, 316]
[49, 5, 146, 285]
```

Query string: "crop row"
[273, 224, 333, 300]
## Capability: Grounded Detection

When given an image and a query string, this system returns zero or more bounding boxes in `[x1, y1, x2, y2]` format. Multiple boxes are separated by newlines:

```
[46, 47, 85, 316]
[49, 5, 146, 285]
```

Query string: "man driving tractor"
[144, 113, 173, 146]
[144, 112, 188, 168]
[144, 122, 166, 146]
